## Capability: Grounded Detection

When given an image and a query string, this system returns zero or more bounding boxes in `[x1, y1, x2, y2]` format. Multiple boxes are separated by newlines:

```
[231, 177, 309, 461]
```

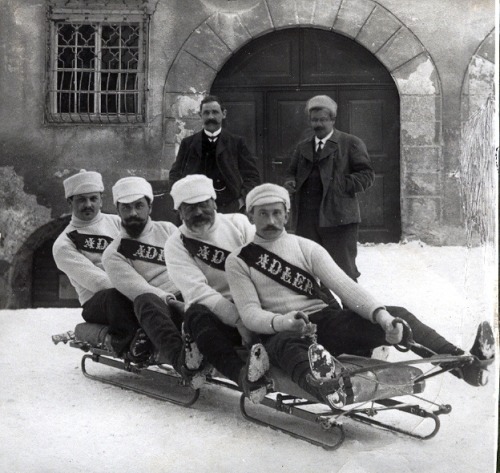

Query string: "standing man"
[225, 183, 495, 407]
[284, 95, 375, 281]
[101, 176, 205, 385]
[165, 174, 269, 402]
[169, 95, 261, 213]
[52, 170, 141, 357]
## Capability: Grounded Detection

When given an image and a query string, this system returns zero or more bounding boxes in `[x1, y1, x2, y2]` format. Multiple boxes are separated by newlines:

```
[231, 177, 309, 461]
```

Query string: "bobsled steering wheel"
[391, 317, 415, 352]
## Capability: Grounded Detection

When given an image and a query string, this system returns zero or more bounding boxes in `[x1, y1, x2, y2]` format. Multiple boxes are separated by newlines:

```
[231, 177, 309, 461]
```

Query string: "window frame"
[45, 7, 150, 125]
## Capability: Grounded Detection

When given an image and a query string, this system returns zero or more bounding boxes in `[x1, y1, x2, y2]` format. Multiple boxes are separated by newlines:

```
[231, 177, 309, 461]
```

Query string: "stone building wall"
[0, 0, 495, 307]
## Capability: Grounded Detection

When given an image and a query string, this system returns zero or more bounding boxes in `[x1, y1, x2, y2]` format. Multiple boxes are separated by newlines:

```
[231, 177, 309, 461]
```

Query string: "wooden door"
[212, 28, 401, 242]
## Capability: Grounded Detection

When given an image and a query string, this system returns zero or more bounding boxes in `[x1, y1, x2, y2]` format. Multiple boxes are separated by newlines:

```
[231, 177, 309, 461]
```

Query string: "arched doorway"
[212, 28, 400, 243]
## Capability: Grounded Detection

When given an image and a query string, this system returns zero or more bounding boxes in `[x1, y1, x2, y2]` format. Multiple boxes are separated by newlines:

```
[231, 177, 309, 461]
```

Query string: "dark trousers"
[263, 305, 462, 399]
[133, 293, 184, 368]
[184, 304, 244, 383]
[81, 288, 139, 355]
[296, 216, 360, 281]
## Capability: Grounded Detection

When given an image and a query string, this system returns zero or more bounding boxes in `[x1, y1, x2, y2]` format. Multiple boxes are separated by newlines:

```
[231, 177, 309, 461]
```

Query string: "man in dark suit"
[284, 95, 375, 281]
[169, 95, 261, 213]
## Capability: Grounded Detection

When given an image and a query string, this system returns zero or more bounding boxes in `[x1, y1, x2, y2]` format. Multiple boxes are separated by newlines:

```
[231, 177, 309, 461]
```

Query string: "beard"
[185, 213, 214, 234]
[122, 218, 147, 238]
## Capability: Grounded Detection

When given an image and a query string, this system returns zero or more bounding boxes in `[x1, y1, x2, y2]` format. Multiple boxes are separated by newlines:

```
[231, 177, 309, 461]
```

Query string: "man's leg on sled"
[184, 304, 270, 403]
[261, 305, 494, 409]
[133, 293, 208, 388]
[81, 288, 140, 356]
[308, 306, 494, 395]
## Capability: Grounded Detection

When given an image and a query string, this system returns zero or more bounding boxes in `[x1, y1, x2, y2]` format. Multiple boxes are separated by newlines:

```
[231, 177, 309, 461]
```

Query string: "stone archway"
[162, 0, 443, 242]
[8, 216, 70, 308]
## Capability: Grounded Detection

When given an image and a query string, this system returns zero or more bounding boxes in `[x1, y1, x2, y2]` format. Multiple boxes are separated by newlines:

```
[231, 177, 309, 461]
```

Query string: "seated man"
[164, 174, 269, 401]
[102, 176, 204, 383]
[53, 170, 141, 356]
[225, 183, 495, 407]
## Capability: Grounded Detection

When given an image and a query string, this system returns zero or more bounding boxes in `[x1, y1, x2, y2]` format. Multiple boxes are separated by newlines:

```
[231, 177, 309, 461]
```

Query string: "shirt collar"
[315, 129, 333, 146]
[204, 128, 222, 138]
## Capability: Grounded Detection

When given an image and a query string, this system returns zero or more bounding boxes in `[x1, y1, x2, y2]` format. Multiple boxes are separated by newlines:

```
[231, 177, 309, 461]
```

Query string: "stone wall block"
[266, 1, 299, 27]
[403, 147, 441, 173]
[376, 27, 425, 72]
[401, 121, 439, 146]
[356, 5, 401, 53]
[207, 13, 252, 52]
[400, 95, 437, 122]
[333, 0, 375, 39]
[392, 53, 440, 95]
[162, 143, 178, 170]
[477, 30, 495, 61]
[312, 0, 342, 28]
[184, 23, 231, 71]
[238, 1, 274, 37]
[166, 51, 216, 94]
[468, 56, 495, 99]
[403, 197, 442, 243]
[406, 173, 440, 196]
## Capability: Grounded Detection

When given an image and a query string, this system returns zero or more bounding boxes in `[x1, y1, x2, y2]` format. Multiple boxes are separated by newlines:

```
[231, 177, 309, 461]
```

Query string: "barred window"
[46, 8, 149, 124]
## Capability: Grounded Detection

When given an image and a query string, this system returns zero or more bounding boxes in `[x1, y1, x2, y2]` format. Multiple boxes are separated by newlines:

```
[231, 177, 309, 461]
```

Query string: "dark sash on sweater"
[181, 234, 230, 271]
[118, 238, 165, 265]
[67, 230, 113, 254]
[237, 242, 334, 304]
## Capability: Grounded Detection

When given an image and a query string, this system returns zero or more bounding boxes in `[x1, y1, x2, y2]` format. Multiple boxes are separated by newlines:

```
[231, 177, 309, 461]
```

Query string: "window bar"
[95, 24, 102, 122]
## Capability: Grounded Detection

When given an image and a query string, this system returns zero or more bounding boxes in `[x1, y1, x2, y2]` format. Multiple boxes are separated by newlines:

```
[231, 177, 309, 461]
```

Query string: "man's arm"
[342, 135, 375, 196]
[164, 234, 240, 326]
[236, 137, 261, 197]
[53, 235, 113, 293]
[283, 145, 301, 192]
[168, 138, 189, 186]
[102, 239, 171, 302]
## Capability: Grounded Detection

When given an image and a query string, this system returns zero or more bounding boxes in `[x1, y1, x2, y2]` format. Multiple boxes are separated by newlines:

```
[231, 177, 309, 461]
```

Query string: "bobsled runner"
[52, 319, 476, 450]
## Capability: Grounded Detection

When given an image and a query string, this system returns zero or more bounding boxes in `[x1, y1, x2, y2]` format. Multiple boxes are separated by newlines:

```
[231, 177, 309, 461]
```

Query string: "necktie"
[316, 140, 323, 152]
[209, 137, 217, 143]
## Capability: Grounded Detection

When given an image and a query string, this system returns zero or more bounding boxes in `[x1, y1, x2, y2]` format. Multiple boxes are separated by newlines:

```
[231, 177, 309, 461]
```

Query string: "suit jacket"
[169, 129, 261, 204]
[286, 128, 375, 228]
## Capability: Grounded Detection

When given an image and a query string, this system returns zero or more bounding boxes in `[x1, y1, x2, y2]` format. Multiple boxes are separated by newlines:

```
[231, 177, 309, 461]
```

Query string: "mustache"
[263, 224, 280, 231]
[124, 217, 144, 224]
[204, 119, 219, 125]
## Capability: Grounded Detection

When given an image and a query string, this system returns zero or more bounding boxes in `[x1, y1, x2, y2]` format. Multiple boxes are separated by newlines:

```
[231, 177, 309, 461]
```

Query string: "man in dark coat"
[169, 95, 261, 213]
[284, 95, 375, 281]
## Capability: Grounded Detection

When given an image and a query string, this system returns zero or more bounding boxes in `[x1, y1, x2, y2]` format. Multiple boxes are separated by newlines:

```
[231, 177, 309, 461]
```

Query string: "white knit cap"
[63, 170, 104, 198]
[170, 174, 216, 210]
[246, 183, 290, 212]
[112, 176, 154, 205]
[306, 95, 338, 117]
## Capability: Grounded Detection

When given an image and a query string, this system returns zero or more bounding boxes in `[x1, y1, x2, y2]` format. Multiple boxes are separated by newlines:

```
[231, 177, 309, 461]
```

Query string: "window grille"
[46, 6, 149, 124]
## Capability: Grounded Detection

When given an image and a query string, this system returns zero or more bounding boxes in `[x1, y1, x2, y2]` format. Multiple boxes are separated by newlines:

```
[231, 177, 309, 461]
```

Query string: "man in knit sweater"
[53, 171, 141, 356]
[165, 174, 270, 401]
[101, 176, 206, 383]
[225, 183, 495, 407]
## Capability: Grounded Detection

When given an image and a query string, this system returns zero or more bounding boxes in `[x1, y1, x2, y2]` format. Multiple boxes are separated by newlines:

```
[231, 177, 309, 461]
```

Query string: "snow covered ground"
[0, 242, 497, 473]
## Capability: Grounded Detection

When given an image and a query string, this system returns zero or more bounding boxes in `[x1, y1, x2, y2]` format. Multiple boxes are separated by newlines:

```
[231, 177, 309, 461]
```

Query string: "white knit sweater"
[52, 212, 122, 305]
[102, 218, 178, 301]
[164, 213, 255, 326]
[225, 230, 384, 334]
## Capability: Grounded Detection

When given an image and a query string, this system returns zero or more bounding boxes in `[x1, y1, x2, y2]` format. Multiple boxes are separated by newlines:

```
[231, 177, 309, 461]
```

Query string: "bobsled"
[52, 319, 474, 450]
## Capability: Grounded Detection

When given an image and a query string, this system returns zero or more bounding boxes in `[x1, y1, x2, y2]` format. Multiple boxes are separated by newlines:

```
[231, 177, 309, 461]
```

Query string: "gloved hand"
[375, 309, 403, 345]
[272, 311, 308, 334]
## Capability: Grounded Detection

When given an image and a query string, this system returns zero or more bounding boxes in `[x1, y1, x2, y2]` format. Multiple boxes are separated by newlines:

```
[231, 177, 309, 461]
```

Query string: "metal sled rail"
[78, 347, 200, 407]
[64, 337, 450, 450]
